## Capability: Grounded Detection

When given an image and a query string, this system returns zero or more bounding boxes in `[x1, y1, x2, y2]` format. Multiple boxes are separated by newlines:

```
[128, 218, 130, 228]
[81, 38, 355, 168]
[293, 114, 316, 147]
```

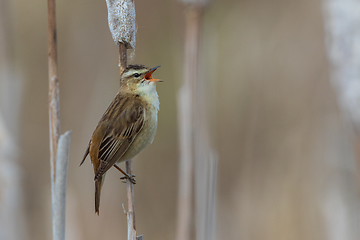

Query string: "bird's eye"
[133, 73, 140, 78]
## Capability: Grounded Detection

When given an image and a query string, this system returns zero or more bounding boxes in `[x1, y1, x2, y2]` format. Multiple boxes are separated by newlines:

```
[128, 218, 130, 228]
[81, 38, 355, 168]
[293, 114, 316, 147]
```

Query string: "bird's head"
[120, 65, 162, 95]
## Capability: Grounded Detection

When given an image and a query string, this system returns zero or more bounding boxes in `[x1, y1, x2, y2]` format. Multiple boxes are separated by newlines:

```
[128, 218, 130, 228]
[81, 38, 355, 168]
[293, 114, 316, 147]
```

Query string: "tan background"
[1, 0, 359, 239]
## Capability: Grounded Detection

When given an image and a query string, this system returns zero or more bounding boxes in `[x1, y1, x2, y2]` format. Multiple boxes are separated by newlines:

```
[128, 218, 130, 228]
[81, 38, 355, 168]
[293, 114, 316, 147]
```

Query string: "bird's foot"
[120, 174, 136, 184]
[113, 164, 136, 184]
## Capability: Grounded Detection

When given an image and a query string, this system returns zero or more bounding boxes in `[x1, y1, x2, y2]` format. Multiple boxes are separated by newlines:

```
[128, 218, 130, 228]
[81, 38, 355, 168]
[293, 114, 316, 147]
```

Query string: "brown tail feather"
[95, 176, 104, 215]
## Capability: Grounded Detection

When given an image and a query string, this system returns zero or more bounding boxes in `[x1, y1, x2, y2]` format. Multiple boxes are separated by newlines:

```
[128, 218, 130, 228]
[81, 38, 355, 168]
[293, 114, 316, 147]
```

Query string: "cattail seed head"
[105, 0, 136, 49]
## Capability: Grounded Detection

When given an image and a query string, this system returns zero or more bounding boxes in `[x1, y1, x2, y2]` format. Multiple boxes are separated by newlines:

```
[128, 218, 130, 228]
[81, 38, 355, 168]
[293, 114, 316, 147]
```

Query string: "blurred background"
[1, 0, 360, 239]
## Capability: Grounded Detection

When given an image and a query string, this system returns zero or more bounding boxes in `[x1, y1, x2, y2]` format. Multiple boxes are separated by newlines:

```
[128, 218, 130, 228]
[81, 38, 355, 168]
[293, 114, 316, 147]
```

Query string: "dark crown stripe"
[126, 64, 146, 70]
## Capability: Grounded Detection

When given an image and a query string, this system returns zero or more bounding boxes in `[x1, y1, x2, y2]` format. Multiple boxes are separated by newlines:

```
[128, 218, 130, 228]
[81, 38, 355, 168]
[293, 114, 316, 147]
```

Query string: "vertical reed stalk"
[176, 6, 202, 240]
[47, 1, 71, 239]
[177, 3, 217, 240]
[323, 0, 360, 183]
[125, 159, 136, 240]
[47, 0, 61, 238]
[0, 1, 28, 238]
[119, 41, 137, 240]
[105, 0, 137, 238]
[53, 131, 71, 240]
[47, 0, 60, 195]
[119, 42, 127, 74]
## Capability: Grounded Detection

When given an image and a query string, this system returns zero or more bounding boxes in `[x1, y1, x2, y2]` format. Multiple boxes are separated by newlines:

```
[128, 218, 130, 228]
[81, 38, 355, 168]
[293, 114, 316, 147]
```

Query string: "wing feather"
[92, 95, 145, 180]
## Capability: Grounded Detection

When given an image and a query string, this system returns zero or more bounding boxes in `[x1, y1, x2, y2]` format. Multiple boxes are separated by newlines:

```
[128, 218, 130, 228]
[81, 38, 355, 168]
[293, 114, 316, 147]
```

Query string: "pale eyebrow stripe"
[122, 69, 148, 78]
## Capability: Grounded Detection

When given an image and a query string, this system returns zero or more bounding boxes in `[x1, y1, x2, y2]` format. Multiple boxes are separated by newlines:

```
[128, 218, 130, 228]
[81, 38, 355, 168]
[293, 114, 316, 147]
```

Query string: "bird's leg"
[113, 164, 136, 184]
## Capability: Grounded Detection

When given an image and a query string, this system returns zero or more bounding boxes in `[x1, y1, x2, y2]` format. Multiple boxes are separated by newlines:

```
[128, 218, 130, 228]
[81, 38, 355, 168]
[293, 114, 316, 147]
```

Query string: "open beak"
[145, 66, 163, 82]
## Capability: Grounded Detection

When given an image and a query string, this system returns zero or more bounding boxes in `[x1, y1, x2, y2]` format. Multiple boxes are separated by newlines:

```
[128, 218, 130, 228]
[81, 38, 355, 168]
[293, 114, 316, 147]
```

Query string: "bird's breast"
[119, 107, 158, 162]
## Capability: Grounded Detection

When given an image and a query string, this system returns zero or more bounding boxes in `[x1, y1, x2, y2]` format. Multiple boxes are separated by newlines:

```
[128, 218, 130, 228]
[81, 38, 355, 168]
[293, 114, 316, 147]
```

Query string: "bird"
[80, 64, 162, 214]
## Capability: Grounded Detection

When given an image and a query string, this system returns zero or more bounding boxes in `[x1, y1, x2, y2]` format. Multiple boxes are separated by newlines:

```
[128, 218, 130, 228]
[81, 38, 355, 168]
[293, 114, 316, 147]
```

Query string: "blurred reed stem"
[323, 0, 360, 179]
[47, 0, 61, 238]
[47, 0, 60, 194]
[176, 4, 217, 240]
[53, 132, 71, 240]
[176, 6, 200, 240]
[47, 0, 71, 239]
[0, 0, 28, 238]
